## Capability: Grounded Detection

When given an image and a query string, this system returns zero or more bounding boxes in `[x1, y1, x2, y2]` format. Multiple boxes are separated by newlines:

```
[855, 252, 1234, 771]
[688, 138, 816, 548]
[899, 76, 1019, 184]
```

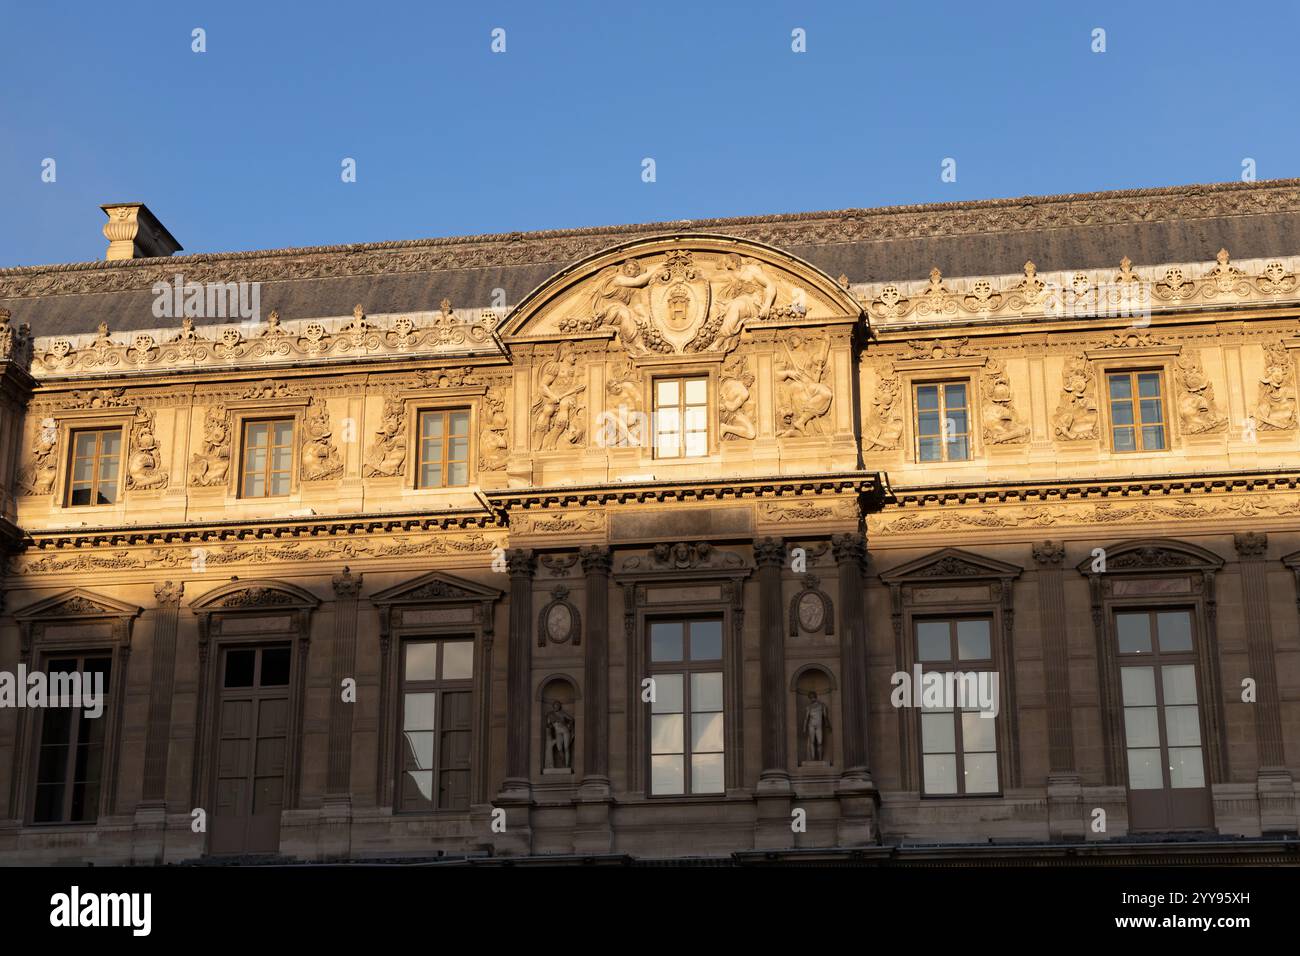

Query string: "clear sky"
[3, 0, 1298, 267]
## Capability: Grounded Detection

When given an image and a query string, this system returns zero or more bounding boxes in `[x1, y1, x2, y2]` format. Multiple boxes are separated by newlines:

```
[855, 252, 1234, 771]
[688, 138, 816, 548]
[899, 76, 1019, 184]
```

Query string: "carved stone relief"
[532, 343, 587, 450]
[775, 330, 833, 437]
[537, 585, 581, 647]
[18, 419, 58, 496]
[126, 407, 168, 490]
[1052, 353, 1099, 441]
[981, 358, 1030, 444]
[1174, 351, 1227, 435]
[601, 354, 644, 448]
[1254, 343, 1297, 431]
[300, 398, 343, 480]
[719, 352, 756, 441]
[363, 396, 407, 477]
[189, 404, 232, 487]
[479, 386, 510, 470]
[862, 363, 903, 451]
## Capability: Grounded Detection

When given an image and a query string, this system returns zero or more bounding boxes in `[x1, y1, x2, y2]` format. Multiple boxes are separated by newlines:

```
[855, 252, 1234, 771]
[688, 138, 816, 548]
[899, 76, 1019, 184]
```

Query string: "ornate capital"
[1032, 541, 1066, 567]
[753, 536, 786, 569]
[332, 566, 363, 598]
[1234, 532, 1268, 559]
[830, 532, 867, 571]
[506, 548, 536, 579]
[579, 546, 612, 577]
[154, 580, 184, 607]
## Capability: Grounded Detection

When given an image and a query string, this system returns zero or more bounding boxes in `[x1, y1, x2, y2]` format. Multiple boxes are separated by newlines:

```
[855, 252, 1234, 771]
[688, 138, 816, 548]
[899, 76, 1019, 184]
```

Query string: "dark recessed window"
[399, 639, 474, 811]
[417, 410, 470, 488]
[914, 382, 970, 462]
[649, 618, 723, 795]
[32, 655, 112, 824]
[240, 419, 294, 498]
[66, 429, 122, 506]
[1108, 370, 1166, 452]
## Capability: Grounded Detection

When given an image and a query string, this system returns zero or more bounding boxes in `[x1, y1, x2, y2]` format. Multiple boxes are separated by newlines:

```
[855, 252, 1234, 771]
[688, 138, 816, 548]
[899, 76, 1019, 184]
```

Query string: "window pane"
[1139, 398, 1162, 424]
[1126, 748, 1164, 789]
[656, 380, 679, 405]
[921, 712, 955, 753]
[402, 730, 433, 770]
[1108, 375, 1132, 400]
[447, 461, 469, 486]
[917, 436, 942, 462]
[259, 647, 291, 686]
[961, 711, 996, 753]
[1110, 402, 1134, 426]
[247, 423, 268, 447]
[1112, 427, 1136, 452]
[947, 410, 968, 435]
[1168, 747, 1205, 789]
[685, 378, 707, 404]
[1124, 706, 1160, 748]
[450, 411, 470, 435]
[1137, 373, 1161, 398]
[422, 413, 443, 439]
[405, 643, 438, 680]
[963, 752, 998, 793]
[224, 649, 255, 688]
[691, 672, 723, 712]
[948, 436, 970, 461]
[1142, 425, 1165, 450]
[944, 383, 967, 409]
[684, 431, 707, 457]
[449, 436, 468, 460]
[656, 434, 680, 458]
[916, 385, 939, 411]
[1121, 666, 1156, 706]
[691, 712, 724, 753]
[689, 621, 722, 661]
[420, 464, 442, 488]
[650, 673, 683, 714]
[402, 770, 434, 808]
[403, 692, 436, 731]
[650, 755, 684, 795]
[1164, 705, 1201, 747]
[73, 432, 98, 457]
[1156, 611, 1193, 653]
[957, 620, 991, 660]
[442, 642, 474, 680]
[916, 621, 950, 662]
[650, 622, 683, 662]
[690, 753, 724, 794]
[650, 714, 684, 754]
[1116, 613, 1152, 654]
[917, 411, 941, 436]
[923, 754, 958, 794]
[273, 421, 294, 445]
[657, 407, 680, 433]
[1161, 664, 1198, 705]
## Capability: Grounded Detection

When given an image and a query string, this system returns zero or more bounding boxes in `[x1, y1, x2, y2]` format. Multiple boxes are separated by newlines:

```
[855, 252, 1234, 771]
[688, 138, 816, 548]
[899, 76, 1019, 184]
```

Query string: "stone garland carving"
[981, 358, 1030, 444]
[719, 352, 756, 441]
[363, 396, 407, 477]
[125, 408, 168, 490]
[18, 420, 58, 496]
[776, 330, 833, 437]
[532, 343, 587, 450]
[479, 386, 510, 470]
[300, 398, 343, 480]
[67, 387, 128, 409]
[1254, 343, 1297, 431]
[189, 404, 232, 487]
[537, 585, 581, 647]
[1052, 353, 1099, 441]
[29, 305, 500, 379]
[862, 363, 903, 451]
[902, 335, 970, 361]
[620, 541, 746, 571]
[1174, 351, 1227, 435]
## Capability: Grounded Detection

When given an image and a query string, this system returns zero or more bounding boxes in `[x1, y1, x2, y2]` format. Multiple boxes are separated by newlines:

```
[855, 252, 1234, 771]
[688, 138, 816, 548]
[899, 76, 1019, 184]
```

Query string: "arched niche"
[538, 675, 579, 775]
[791, 665, 836, 766]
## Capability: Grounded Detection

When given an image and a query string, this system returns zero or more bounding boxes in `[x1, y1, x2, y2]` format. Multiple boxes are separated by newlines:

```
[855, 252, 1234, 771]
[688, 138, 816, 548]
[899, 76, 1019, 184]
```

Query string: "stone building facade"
[1, 182, 1300, 864]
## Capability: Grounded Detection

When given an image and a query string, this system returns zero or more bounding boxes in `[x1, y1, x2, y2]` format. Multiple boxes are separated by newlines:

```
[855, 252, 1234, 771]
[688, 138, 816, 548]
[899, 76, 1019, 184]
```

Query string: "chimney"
[100, 203, 182, 261]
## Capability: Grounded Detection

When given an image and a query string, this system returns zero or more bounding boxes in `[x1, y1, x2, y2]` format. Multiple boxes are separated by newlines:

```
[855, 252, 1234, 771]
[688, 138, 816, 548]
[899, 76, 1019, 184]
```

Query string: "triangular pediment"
[370, 570, 504, 606]
[499, 233, 862, 351]
[1076, 539, 1224, 575]
[190, 579, 321, 611]
[880, 548, 1023, 584]
[14, 587, 141, 621]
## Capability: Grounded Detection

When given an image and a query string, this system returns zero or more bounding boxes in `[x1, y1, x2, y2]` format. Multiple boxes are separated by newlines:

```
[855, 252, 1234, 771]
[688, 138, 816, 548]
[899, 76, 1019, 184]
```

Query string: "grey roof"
[4, 179, 1300, 337]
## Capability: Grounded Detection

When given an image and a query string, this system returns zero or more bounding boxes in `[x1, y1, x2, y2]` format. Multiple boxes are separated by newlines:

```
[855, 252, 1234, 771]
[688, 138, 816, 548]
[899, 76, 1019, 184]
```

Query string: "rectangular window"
[240, 419, 294, 498]
[914, 617, 998, 796]
[32, 654, 112, 824]
[653, 377, 708, 459]
[417, 409, 471, 488]
[66, 428, 122, 506]
[1116, 609, 1205, 792]
[1107, 370, 1166, 452]
[399, 639, 474, 811]
[914, 382, 970, 462]
[648, 618, 723, 795]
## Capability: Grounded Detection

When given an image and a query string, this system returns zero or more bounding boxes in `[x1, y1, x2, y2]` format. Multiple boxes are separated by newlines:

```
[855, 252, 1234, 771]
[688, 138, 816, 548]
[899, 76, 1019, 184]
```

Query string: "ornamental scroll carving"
[1254, 343, 1297, 432]
[1174, 351, 1227, 435]
[776, 330, 833, 437]
[126, 408, 168, 490]
[981, 358, 1030, 444]
[1053, 353, 1099, 441]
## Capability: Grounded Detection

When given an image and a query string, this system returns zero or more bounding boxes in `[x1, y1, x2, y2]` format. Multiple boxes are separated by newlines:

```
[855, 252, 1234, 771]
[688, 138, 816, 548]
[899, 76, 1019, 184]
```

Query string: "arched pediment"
[189, 579, 321, 611]
[13, 588, 141, 621]
[1076, 539, 1225, 575]
[879, 547, 1023, 584]
[499, 233, 863, 354]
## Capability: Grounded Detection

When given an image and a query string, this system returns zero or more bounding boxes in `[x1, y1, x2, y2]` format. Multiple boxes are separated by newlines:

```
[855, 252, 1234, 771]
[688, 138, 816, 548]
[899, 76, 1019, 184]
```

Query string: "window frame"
[238, 417, 296, 499]
[64, 427, 124, 508]
[911, 379, 973, 463]
[27, 651, 116, 826]
[1105, 368, 1169, 454]
[645, 616, 726, 797]
[651, 374, 711, 460]
[396, 637, 476, 813]
[415, 407, 473, 489]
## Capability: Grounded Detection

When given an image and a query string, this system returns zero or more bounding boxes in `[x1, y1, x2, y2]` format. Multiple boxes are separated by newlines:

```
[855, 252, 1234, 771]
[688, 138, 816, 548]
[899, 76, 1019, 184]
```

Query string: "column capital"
[1234, 532, 1268, 559]
[506, 548, 536, 578]
[579, 545, 612, 576]
[831, 532, 867, 570]
[153, 580, 184, 607]
[753, 536, 786, 569]
[331, 565, 363, 598]
[1032, 541, 1066, 566]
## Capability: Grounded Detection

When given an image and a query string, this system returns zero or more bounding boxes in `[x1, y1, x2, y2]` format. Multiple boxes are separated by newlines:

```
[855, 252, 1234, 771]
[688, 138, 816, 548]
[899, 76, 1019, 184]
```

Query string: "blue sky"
[2, 0, 1298, 266]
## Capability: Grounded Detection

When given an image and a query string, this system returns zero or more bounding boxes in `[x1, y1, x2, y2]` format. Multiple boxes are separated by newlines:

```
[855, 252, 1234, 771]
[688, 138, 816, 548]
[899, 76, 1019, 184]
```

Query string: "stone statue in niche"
[776, 331, 833, 436]
[544, 700, 575, 771]
[803, 690, 830, 762]
[532, 343, 587, 450]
